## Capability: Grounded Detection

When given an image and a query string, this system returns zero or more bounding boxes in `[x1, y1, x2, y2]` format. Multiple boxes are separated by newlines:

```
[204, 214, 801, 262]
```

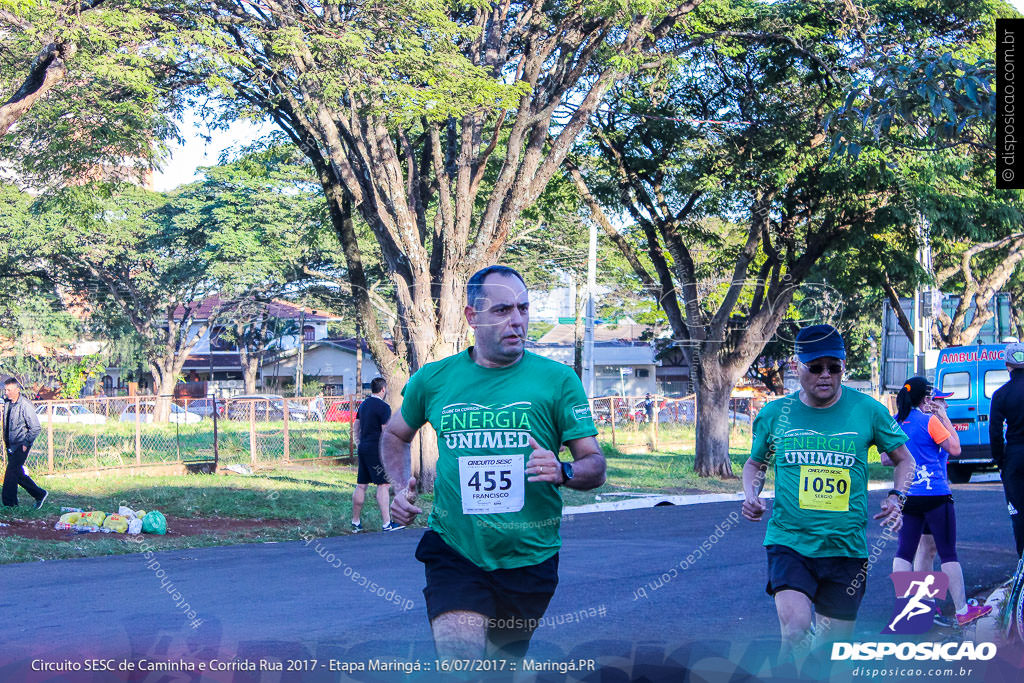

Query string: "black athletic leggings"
[896, 496, 958, 564]
[1002, 445, 1024, 557]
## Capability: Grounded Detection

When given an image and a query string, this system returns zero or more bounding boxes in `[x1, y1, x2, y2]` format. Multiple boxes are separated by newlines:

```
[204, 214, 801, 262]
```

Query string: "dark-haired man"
[3, 378, 46, 508]
[381, 265, 606, 659]
[351, 377, 400, 532]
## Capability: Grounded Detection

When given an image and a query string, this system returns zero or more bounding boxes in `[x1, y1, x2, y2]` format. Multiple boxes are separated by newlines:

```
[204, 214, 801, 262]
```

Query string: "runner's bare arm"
[930, 404, 961, 456]
[886, 443, 915, 493]
[741, 458, 768, 521]
[352, 418, 360, 448]
[526, 435, 605, 490]
[381, 413, 422, 525]
[563, 436, 606, 490]
[381, 413, 415, 484]
[874, 443, 915, 530]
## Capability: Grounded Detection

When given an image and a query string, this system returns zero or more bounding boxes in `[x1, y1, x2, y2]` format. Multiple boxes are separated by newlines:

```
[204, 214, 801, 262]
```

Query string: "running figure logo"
[883, 572, 950, 634]
[911, 465, 934, 491]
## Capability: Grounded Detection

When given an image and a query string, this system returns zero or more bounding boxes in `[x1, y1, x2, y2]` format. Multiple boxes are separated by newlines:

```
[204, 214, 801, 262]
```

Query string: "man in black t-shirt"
[992, 341, 1024, 555]
[351, 377, 402, 532]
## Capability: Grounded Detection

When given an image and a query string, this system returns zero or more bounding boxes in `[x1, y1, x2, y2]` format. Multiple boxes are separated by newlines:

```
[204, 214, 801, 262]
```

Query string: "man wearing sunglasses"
[741, 324, 915, 666]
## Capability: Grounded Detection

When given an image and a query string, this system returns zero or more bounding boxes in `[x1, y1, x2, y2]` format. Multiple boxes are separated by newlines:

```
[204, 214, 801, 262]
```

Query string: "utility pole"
[582, 220, 597, 397]
[295, 306, 306, 396]
[355, 320, 363, 395]
[916, 218, 935, 376]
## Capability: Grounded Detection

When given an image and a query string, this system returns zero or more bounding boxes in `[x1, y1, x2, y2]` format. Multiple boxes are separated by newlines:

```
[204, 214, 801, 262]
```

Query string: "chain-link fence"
[588, 395, 757, 448]
[15, 394, 357, 473]
[15, 391, 771, 471]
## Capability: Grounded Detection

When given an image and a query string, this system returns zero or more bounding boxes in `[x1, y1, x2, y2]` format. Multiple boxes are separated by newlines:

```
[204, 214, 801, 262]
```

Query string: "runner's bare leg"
[432, 611, 487, 660]
[376, 484, 391, 526]
[775, 590, 814, 665]
[352, 484, 367, 524]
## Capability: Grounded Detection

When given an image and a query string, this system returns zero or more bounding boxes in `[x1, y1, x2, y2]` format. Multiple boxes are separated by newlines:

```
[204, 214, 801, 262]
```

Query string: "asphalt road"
[1, 483, 1020, 681]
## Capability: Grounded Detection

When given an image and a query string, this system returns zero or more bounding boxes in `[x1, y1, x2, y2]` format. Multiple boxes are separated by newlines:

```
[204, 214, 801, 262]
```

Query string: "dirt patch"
[0, 515, 299, 542]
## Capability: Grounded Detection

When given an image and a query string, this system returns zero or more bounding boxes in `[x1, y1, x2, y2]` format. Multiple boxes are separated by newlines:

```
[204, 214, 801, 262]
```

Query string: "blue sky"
[152, 109, 273, 191]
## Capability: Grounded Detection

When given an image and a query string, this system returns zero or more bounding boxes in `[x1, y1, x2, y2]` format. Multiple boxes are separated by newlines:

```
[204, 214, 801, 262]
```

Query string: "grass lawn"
[566, 422, 897, 506]
[30, 420, 352, 471]
[0, 465, 397, 565]
[0, 425, 901, 564]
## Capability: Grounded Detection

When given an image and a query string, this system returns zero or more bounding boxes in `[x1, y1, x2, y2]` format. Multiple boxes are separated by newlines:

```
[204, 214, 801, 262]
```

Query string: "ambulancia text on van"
[933, 344, 1011, 483]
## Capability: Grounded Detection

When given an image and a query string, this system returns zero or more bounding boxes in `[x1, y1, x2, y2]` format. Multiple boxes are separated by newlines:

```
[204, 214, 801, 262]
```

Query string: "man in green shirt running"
[742, 324, 915, 664]
[381, 265, 607, 660]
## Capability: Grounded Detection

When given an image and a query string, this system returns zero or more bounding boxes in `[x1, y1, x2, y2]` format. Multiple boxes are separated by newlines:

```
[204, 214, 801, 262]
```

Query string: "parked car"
[119, 401, 203, 424]
[326, 400, 361, 422]
[177, 398, 225, 419]
[934, 344, 1009, 483]
[36, 403, 107, 425]
[226, 394, 319, 422]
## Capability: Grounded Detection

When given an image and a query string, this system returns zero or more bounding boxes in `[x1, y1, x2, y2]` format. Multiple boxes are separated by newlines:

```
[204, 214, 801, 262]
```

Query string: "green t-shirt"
[750, 387, 908, 558]
[402, 349, 598, 571]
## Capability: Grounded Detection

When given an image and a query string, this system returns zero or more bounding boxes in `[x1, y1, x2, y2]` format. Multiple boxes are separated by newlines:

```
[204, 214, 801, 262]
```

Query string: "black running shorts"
[415, 529, 558, 657]
[356, 442, 388, 485]
[765, 544, 868, 620]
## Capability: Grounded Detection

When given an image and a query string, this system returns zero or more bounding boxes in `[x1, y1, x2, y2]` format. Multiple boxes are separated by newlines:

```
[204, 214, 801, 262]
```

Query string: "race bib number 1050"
[458, 454, 525, 515]
[798, 466, 851, 512]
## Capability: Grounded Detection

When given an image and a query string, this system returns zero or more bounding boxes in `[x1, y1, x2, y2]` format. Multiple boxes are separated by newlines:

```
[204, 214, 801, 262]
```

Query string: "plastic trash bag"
[59, 512, 81, 525]
[77, 511, 106, 527]
[128, 518, 143, 535]
[142, 510, 167, 535]
[102, 514, 129, 533]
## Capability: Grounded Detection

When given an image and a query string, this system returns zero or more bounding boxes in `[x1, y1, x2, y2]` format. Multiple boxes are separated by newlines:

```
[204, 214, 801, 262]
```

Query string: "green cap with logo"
[1007, 341, 1024, 368]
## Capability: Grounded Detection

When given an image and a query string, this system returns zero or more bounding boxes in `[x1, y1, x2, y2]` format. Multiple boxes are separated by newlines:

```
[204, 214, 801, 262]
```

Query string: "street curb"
[977, 583, 1009, 643]
[563, 482, 895, 515]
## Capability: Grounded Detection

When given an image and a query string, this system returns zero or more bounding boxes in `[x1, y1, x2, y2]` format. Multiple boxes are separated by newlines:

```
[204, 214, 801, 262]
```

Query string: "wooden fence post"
[610, 397, 616, 446]
[47, 404, 54, 473]
[652, 395, 659, 452]
[134, 394, 141, 465]
[317, 397, 323, 458]
[249, 401, 257, 465]
[282, 396, 290, 462]
[348, 394, 355, 461]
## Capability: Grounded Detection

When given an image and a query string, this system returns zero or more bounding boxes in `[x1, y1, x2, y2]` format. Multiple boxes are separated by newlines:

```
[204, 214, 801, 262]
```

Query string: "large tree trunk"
[242, 353, 259, 394]
[694, 360, 738, 478]
[149, 359, 181, 423]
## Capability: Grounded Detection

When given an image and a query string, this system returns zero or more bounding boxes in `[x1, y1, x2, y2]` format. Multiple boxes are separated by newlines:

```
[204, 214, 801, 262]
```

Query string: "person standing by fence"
[351, 377, 402, 532]
[2, 378, 47, 508]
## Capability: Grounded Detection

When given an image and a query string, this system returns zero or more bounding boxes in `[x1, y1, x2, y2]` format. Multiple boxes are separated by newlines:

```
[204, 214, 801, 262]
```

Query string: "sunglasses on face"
[802, 362, 843, 375]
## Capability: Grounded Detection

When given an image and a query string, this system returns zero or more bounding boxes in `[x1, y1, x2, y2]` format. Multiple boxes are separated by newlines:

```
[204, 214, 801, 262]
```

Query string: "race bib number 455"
[798, 466, 850, 512]
[458, 454, 525, 515]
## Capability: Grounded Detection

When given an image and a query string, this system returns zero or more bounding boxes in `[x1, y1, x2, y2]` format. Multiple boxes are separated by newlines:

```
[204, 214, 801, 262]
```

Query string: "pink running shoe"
[956, 603, 992, 627]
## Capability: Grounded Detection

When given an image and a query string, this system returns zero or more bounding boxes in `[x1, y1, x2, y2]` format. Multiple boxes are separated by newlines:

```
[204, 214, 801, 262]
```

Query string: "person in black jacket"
[991, 342, 1024, 556]
[2, 378, 47, 508]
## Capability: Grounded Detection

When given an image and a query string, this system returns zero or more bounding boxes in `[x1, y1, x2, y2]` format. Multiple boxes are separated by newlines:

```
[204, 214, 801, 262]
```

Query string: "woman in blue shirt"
[889, 377, 991, 627]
